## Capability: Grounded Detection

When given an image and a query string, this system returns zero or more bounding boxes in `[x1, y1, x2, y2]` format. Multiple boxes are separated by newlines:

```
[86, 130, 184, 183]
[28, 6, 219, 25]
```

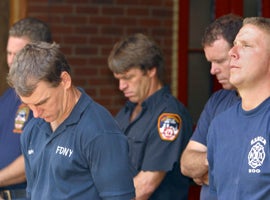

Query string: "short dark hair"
[201, 14, 243, 47]
[108, 33, 165, 84]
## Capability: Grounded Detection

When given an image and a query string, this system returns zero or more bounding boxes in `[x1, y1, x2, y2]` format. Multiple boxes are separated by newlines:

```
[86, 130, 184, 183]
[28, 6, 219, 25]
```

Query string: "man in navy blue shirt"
[8, 41, 135, 200]
[0, 17, 52, 200]
[181, 14, 242, 200]
[208, 16, 270, 199]
[108, 33, 193, 200]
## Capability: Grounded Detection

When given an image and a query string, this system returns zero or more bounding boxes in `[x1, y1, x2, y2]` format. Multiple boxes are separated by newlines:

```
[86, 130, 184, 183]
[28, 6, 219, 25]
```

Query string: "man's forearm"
[134, 171, 166, 200]
[0, 155, 26, 187]
[181, 149, 208, 178]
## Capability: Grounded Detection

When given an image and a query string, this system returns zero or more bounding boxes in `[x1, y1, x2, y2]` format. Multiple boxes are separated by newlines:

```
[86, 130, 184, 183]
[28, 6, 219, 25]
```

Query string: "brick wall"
[0, 0, 9, 94]
[27, 0, 174, 115]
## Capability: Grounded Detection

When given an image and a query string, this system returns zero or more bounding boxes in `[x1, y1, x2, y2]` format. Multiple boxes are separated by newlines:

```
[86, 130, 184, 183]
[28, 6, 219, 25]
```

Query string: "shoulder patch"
[158, 113, 182, 141]
[13, 103, 30, 134]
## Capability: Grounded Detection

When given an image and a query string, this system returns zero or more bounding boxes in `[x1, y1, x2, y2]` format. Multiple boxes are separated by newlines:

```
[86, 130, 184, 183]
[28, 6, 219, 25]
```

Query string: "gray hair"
[7, 42, 71, 97]
[9, 17, 52, 43]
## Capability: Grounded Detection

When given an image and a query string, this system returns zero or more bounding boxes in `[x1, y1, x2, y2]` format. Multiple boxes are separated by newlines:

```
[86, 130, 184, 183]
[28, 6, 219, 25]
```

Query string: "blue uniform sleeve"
[88, 133, 135, 200]
[191, 96, 215, 146]
[142, 110, 193, 171]
[191, 89, 238, 146]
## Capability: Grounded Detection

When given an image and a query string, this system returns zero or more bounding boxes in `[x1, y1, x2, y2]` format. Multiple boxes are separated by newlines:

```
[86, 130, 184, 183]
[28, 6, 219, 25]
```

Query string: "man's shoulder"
[0, 88, 18, 102]
[150, 98, 190, 127]
[210, 89, 236, 99]
[0, 88, 25, 121]
[157, 89, 187, 109]
[206, 89, 238, 108]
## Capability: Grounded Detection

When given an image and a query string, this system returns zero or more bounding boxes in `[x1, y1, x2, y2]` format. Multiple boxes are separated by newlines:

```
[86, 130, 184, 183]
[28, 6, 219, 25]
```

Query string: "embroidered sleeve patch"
[158, 113, 182, 141]
[13, 103, 30, 134]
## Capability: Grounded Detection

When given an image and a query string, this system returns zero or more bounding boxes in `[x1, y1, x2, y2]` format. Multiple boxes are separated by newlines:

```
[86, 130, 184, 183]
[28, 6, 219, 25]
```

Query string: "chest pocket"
[127, 136, 147, 171]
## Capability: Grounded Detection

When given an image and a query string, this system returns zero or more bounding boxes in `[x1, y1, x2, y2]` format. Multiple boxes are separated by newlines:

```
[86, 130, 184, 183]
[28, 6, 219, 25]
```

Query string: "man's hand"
[193, 172, 209, 185]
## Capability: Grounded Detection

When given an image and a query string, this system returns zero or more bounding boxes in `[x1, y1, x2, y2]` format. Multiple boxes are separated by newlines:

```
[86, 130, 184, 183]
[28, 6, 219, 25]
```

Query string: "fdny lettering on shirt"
[158, 113, 182, 141]
[13, 103, 30, 134]
[55, 146, 73, 157]
[248, 136, 266, 174]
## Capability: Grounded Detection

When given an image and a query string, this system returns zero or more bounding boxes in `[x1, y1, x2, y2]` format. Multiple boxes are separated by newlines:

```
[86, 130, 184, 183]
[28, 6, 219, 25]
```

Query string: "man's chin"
[43, 116, 53, 122]
[221, 82, 235, 90]
[128, 97, 138, 103]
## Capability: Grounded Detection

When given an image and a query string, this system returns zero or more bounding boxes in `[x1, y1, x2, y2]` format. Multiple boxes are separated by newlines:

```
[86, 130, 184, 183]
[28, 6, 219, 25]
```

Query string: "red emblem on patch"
[158, 113, 182, 141]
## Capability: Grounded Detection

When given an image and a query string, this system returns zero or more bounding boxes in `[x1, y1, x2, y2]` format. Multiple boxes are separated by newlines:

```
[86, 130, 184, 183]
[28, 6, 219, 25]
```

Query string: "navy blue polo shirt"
[21, 88, 135, 200]
[191, 89, 240, 200]
[0, 88, 32, 190]
[115, 86, 193, 200]
[191, 89, 240, 146]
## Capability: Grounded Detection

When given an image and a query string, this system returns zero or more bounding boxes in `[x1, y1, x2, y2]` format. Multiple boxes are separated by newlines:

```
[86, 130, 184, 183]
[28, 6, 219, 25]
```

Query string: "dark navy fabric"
[191, 89, 240, 146]
[191, 89, 240, 200]
[0, 88, 33, 190]
[115, 86, 193, 200]
[21, 88, 135, 200]
[208, 97, 270, 200]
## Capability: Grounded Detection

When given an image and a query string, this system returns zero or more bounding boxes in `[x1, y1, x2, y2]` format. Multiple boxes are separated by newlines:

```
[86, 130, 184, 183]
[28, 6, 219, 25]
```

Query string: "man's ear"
[60, 71, 72, 88]
[148, 67, 157, 78]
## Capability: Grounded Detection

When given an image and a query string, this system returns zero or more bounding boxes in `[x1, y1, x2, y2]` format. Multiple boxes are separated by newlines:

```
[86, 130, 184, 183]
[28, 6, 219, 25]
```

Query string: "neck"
[144, 80, 163, 102]
[240, 87, 270, 111]
[51, 87, 81, 131]
[130, 82, 163, 122]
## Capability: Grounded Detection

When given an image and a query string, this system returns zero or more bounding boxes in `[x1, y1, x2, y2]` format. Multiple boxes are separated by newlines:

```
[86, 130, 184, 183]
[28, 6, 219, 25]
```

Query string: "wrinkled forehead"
[236, 24, 270, 53]
[236, 24, 265, 41]
[241, 23, 269, 36]
[19, 81, 52, 105]
[113, 67, 143, 78]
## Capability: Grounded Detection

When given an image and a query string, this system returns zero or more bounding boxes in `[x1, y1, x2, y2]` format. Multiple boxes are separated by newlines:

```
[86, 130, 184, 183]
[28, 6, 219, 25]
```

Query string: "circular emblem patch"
[13, 103, 30, 134]
[248, 142, 265, 169]
[158, 113, 182, 141]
